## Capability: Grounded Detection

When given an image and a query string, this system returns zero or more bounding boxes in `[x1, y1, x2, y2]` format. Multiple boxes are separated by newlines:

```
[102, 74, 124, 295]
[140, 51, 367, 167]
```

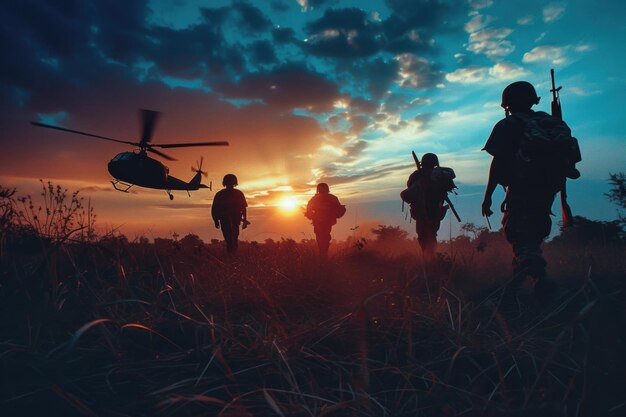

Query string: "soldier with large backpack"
[481, 79, 581, 301]
[305, 183, 346, 258]
[401, 153, 458, 260]
[212, 174, 249, 256]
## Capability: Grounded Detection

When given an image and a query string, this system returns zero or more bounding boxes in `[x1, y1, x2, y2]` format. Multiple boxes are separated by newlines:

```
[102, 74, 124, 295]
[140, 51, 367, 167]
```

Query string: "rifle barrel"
[445, 196, 462, 223]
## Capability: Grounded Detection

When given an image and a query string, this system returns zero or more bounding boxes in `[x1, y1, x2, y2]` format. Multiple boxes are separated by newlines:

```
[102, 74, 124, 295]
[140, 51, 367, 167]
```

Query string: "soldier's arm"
[238, 191, 249, 225]
[306, 197, 315, 216]
[211, 193, 220, 228]
[482, 158, 503, 217]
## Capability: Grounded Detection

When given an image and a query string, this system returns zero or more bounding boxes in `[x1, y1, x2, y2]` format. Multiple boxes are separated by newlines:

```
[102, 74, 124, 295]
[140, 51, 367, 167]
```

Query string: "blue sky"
[0, 0, 624, 240]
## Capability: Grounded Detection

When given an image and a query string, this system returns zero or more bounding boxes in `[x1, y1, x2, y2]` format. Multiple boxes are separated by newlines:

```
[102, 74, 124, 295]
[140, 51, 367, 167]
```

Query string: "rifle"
[550, 69, 574, 227]
[411, 151, 462, 223]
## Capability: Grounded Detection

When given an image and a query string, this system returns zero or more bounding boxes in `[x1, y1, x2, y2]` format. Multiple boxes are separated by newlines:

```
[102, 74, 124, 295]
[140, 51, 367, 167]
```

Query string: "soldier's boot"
[527, 260, 558, 305]
[499, 258, 534, 316]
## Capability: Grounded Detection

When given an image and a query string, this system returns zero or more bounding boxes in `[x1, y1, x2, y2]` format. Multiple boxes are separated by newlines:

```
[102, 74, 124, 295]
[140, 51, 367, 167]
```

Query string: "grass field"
[1, 185, 625, 416]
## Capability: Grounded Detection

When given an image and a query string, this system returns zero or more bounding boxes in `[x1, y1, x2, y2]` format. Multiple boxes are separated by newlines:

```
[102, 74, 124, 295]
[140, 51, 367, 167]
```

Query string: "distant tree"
[154, 237, 175, 252]
[99, 233, 129, 247]
[460, 222, 488, 240]
[606, 172, 626, 225]
[552, 215, 623, 246]
[371, 225, 409, 243]
[180, 233, 204, 252]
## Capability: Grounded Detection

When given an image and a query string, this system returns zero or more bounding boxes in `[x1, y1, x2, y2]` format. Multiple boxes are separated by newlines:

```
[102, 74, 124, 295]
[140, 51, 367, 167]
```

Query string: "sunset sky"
[1, 0, 625, 242]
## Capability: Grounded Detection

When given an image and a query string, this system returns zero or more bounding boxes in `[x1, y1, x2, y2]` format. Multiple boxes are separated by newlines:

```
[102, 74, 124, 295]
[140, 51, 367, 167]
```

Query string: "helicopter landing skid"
[111, 180, 134, 193]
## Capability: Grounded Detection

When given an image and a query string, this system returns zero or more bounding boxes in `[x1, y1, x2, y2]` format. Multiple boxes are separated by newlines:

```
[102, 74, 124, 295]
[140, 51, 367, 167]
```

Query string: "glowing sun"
[278, 196, 299, 214]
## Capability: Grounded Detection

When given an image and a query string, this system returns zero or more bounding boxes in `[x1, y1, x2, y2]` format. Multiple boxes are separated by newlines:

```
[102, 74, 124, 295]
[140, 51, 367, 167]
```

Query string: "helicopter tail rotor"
[191, 156, 207, 177]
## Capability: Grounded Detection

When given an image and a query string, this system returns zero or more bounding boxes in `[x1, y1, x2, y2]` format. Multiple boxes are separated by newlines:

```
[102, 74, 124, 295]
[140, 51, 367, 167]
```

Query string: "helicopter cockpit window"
[112, 153, 133, 162]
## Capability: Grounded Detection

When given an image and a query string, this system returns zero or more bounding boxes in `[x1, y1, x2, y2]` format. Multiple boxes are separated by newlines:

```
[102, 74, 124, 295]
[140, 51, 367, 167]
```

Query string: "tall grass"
[1, 185, 625, 416]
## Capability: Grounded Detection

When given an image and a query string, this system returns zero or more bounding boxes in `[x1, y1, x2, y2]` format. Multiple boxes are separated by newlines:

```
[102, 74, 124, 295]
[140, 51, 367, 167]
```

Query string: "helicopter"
[32, 109, 229, 200]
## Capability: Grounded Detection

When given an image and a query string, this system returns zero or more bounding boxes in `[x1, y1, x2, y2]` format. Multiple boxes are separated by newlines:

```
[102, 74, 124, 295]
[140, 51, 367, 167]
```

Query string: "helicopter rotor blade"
[147, 147, 177, 161]
[31, 122, 139, 146]
[154, 141, 229, 149]
[140, 109, 161, 145]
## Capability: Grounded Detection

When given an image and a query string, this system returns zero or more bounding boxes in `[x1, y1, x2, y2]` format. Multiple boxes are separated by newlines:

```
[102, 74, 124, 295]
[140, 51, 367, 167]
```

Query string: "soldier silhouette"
[402, 153, 455, 260]
[211, 174, 249, 256]
[482, 81, 563, 301]
[305, 183, 345, 258]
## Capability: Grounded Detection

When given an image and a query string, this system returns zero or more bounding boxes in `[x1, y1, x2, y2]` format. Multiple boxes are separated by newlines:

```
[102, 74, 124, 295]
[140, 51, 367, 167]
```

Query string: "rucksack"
[400, 167, 457, 205]
[336, 205, 346, 219]
[513, 112, 581, 183]
[431, 167, 457, 193]
[305, 195, 345, 223]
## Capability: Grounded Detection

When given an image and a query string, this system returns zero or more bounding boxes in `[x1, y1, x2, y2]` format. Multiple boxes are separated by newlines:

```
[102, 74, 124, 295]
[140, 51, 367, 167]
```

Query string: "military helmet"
[222, 173, 238, 187]
[421, 153, 439, 170]
[316, 183, 330, 194]
[501, 81, 540, 108]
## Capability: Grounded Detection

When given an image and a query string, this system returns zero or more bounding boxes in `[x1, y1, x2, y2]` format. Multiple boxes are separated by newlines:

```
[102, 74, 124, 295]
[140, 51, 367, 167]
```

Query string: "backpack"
[400, 167, 457, 205]
[306, 195, 344, 223]
[431, 167, 457, 193]
[513, 112, 581, 183]
[336, 205, 346, 219]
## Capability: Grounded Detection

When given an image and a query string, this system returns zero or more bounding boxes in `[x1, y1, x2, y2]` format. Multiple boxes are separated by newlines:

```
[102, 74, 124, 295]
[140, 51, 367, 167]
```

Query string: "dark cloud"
[308, 0, 338, 8]
[232, 1, 272, 33]
[315, 161, 412, 187]
[2, 1, 95, 60]
[350, 97, 378, 114]
[92, 0, 153, 63]
[395, 54, 444, 90]
[302, 2, 466, 60]
[272, 27, 296, 44]
[349, 117, 370, 134]
[216, 63, 342, 113]
[198, 6, 231, 26]
[348, 58, 399, 100]
[270, 1, 290, 12]
[344, 139, 368, 157]
[148, 25, 232, 79]
[384, 0, 464, 31]
[304, 8, 380, 58]
[413, 113, 433, 127]
[380, 92, 432, 114]
[249, 40, 278, 65]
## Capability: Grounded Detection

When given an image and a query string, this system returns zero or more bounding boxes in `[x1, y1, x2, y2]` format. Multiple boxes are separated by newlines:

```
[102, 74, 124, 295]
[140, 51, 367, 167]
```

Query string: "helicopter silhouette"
[32, 109, 229, 200]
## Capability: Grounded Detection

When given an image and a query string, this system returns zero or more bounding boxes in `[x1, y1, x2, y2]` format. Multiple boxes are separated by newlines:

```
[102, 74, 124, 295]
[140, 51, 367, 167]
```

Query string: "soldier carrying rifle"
[481, 72, 581, 302]
[401, 152, 459, 260]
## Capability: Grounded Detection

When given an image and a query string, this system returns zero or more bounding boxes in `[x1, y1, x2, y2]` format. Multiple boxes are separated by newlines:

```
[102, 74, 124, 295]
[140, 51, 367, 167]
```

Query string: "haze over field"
[1, 0, 624, 241]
